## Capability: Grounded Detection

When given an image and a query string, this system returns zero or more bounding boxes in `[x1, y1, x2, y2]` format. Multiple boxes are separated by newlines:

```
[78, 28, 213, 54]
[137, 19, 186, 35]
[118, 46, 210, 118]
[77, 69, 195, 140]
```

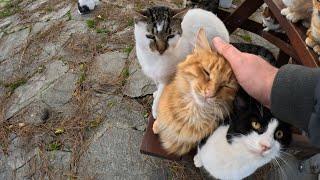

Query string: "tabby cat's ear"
[194, 28, 211, 52]
[133, 10, 148, 23]
[172, 8, 188, 20]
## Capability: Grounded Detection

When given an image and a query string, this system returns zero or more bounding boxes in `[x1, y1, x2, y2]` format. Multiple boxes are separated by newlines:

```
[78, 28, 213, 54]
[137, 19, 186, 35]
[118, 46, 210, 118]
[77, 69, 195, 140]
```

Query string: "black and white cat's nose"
[260, 143, 271, 152]
[78, 3, 91, 15]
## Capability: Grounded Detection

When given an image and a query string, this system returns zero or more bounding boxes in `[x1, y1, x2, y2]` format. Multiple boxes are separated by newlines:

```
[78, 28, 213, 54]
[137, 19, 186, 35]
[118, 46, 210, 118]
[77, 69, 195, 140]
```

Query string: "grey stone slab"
[0, 28, 30, 62]
[14, 150, 71, 180]
[122, 48, 156, 98]
[40, 5, 71, 22]
[78, 126, 168, 179]
[89, 94, 146, 129]
[91, 51, 127, 83]
[5, 61, 69, 119]
[26, 0, 49, 11]
[41, 72, 77, 108]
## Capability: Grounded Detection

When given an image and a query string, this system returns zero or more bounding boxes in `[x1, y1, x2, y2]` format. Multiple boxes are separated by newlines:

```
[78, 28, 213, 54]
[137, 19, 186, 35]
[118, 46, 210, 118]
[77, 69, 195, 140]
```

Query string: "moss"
[240, 34, 252, 43]
[86, 19, 95, 29]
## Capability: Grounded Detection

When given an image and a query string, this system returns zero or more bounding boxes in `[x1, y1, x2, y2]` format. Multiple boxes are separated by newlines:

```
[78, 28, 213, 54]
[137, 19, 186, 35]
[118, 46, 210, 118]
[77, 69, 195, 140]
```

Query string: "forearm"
[271, 64, 320, 131]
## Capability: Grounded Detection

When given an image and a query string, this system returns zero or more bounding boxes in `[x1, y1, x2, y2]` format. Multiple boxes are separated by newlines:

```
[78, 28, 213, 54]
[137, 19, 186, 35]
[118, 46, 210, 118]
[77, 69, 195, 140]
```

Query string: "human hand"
[212, 37, 278, 108]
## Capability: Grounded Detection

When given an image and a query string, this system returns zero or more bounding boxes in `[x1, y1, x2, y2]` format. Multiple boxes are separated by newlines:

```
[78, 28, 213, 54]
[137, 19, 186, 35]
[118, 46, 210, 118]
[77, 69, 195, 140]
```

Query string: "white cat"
[78, 0, 100, 14]
[134, 7, 229, 118]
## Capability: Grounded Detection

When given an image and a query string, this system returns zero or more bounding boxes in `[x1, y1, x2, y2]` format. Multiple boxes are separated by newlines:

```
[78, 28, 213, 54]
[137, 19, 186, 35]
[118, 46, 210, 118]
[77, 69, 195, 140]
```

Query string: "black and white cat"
[78, 0, 100, 14]
[194, 89, 292, 180]
[134, 6, 229, 118]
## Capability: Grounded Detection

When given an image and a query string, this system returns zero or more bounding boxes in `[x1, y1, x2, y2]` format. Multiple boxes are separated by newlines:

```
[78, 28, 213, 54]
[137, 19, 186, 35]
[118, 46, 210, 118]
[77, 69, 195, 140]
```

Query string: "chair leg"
[224, 0, 264, 33]
[276, 50, 290, 68]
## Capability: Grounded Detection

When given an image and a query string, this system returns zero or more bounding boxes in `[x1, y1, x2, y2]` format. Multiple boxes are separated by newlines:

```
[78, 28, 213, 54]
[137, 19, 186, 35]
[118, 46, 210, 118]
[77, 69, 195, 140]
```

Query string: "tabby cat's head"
[177, 28, 238, 106]
[134, 6, 187, 54]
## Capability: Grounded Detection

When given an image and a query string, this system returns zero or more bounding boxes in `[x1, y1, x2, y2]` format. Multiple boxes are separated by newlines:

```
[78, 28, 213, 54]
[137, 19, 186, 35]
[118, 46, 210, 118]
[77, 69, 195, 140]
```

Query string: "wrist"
[264, 67, 278, 108]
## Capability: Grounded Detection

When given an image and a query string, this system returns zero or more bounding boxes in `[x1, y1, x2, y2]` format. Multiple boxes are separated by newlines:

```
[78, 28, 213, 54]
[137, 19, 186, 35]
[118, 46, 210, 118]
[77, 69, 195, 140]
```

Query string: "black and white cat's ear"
[133, 10, 148, 23]
[194, 28, 211, 52]
[172, 8, 188, 20]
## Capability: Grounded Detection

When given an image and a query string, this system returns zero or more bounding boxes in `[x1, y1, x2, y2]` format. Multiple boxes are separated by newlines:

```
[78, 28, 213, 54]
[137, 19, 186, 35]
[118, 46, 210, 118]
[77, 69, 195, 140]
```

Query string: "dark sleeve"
[271, 64, 320, 132]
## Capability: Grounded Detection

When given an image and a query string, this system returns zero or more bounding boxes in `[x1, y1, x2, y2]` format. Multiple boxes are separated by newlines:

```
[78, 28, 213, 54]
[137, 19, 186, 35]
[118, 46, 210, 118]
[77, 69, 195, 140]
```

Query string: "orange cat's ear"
[194, 28, 211, 53]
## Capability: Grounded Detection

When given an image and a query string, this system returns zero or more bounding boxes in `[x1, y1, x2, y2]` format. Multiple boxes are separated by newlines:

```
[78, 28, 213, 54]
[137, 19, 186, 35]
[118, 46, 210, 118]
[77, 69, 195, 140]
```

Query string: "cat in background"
[184, 0, 220, 14]
[305, 0, 320, 57]
[194, 88, 292, 180]
[152, 28, 238, 156]
[281, 0, 312, 23]
[78, 0, 100, 14]
[262, 5, 283, 32]
[134, 6, 229, 118]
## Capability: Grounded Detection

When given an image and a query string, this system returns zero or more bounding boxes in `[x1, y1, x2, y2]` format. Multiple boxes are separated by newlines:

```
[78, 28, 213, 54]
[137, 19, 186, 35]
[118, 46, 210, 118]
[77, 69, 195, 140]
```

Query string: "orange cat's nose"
[204, 90, 214, 99]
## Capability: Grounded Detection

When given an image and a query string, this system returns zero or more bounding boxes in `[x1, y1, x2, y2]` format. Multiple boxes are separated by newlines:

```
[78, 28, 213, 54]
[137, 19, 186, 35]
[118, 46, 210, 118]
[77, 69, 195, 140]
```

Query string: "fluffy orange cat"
[152, 29, 239, 156]
[306, 0, 320, 56]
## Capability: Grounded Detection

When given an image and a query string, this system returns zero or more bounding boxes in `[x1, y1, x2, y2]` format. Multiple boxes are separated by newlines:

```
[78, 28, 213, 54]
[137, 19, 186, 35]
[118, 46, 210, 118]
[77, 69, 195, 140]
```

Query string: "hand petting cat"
[212, 37, 279, 108]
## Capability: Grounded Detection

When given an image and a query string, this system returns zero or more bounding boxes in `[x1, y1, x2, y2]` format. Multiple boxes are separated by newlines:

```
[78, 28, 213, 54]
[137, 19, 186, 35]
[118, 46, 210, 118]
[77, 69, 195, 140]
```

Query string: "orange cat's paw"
[152, 120, 160, 134]
[306, 37, 316, 48]
[313, 45, 320, 55]
[286, 13, 300, 23]
[281, 8, 290, 16]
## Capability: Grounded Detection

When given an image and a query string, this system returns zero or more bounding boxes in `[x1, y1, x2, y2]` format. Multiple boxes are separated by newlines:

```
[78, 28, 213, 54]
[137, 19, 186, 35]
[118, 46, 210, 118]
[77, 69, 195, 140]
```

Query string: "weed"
[107, 101, 115, 108]
[5, 78, 27, 93]
[78, 63, 86, 84]
[86, 19, 95, 29]
[122, 67, 130, 79]
[78, 73, 86, 84]
[45, 6, 54, 12]
[47, 142, 61, 151]
[124, 45, 133, 56]
[66, 10, 72, 21]
[96, 28, 109, 34]
[127, 18, 134, 27]
[37, 65, 46, 74]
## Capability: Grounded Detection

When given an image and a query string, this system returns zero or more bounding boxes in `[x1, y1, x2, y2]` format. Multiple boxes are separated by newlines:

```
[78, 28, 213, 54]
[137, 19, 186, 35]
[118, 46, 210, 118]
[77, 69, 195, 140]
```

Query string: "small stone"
[41, 108, 50, 121]
[134, 124, 146, 131]
[18, 123, 25, 127]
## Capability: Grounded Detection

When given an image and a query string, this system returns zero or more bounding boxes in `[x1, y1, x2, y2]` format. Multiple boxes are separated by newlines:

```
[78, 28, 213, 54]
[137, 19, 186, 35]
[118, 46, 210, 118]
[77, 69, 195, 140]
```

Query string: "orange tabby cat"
[153, 28, 238, 156]
[306, 0, 320, 56]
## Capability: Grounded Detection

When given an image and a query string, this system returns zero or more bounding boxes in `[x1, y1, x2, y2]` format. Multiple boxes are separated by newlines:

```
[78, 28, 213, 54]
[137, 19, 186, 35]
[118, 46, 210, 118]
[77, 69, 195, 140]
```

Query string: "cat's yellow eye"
[251, 121, 261, 130]
[275, 130, 284, 139]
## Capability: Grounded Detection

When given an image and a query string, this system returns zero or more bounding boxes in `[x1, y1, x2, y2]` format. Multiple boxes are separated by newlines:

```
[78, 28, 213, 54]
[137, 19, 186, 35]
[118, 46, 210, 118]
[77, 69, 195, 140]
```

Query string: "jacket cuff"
[271, 64, 320, 131]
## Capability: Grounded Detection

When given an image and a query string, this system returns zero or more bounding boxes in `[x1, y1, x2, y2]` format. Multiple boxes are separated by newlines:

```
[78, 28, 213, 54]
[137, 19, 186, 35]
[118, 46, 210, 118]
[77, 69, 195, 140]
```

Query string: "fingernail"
[213, 37, 223, 45]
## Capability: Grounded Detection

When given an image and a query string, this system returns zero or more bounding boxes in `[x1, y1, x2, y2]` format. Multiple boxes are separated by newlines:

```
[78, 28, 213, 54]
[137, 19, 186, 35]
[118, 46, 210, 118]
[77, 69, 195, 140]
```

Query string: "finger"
[212, 37, 244, 66]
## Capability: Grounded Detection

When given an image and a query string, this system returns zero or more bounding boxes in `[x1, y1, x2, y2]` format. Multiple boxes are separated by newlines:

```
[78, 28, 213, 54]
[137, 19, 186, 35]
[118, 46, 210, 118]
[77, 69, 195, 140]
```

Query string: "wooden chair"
[140, 0, 320, 160]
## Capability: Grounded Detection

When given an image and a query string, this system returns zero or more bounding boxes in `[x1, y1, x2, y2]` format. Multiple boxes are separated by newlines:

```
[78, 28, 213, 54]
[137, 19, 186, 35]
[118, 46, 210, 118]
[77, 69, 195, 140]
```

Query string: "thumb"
[212, 37, 244, 66]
